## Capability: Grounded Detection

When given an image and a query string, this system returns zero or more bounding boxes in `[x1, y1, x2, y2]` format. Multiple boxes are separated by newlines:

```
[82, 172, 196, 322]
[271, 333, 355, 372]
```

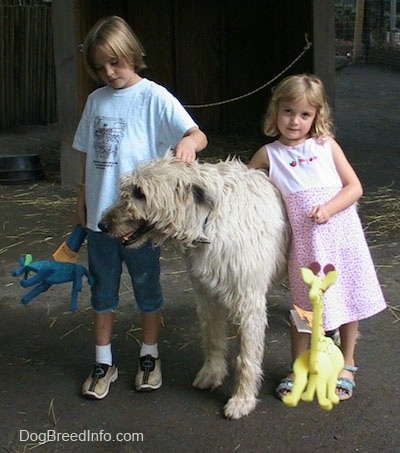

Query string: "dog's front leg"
[224, 304, 267, 419]
[192, 295, 228, 389]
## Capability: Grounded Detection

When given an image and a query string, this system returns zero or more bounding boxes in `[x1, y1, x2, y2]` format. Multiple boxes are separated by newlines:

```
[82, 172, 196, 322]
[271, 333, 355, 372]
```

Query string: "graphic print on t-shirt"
[93, 116, 127, 170]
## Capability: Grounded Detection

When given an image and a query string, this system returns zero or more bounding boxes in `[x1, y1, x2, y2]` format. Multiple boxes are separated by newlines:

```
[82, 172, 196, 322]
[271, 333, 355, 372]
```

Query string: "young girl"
[74, 16, 207, 399]
[248, 74, 386, 401]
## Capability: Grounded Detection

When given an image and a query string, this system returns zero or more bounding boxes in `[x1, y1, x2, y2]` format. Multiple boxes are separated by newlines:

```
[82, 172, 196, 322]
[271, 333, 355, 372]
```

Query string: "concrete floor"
[0, 64, 399, 452]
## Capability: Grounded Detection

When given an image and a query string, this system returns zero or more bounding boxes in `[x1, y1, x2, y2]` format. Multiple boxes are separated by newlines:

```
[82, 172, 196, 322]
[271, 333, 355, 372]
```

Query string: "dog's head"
[98, 155, 215, 248]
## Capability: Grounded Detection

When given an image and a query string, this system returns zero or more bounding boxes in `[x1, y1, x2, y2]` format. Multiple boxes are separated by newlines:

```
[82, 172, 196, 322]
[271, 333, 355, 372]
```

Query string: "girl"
[248, 74, 386, 401]
[74, 16, 207, 399]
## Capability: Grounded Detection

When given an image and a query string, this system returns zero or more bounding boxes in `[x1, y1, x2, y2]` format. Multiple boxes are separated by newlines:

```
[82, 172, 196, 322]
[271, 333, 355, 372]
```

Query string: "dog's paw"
[192, 365, 226, 389]
[223, 396, 257, 420]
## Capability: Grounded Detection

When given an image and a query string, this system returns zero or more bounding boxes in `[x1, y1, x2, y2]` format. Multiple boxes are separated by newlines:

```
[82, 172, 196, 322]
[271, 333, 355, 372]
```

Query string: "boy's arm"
[174, 127, 208, 163]
[74, 152, 87, 227]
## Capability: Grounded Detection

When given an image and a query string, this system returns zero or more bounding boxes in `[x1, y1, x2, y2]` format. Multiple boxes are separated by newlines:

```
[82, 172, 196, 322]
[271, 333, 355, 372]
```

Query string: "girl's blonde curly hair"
[263, 74, 334, 138]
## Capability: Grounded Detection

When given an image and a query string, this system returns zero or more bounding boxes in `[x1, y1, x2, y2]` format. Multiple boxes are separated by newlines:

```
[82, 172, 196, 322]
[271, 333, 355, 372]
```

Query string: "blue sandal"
[336, 365, 358, 401]
[276, 377, 294, 400]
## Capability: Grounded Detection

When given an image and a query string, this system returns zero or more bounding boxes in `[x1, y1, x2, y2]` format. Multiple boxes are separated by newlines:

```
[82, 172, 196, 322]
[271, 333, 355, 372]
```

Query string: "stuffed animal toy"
[52, 224, 87, 263]
[282, 262, 345, 411]
[12, 254, 92, 312]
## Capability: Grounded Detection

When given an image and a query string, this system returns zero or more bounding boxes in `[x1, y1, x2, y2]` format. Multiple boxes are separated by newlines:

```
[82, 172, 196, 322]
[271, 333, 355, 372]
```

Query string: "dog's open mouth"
[121, 223, 154, 246]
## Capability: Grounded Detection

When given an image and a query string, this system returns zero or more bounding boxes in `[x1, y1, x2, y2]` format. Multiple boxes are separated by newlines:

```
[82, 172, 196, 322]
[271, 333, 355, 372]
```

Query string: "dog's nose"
[98, 221, 109, 233]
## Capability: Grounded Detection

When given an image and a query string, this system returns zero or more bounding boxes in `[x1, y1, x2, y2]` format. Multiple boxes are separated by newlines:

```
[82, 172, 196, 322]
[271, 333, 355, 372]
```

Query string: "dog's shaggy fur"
[99, 154, 290, 419]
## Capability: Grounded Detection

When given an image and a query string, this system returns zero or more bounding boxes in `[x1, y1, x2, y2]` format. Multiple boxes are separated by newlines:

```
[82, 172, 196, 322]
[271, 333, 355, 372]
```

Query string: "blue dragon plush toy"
[12, 254, 93, 312]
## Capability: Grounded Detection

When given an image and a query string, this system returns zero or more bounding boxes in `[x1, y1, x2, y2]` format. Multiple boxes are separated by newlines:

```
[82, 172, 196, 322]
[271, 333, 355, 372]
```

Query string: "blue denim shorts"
[87, 230, 164, 313]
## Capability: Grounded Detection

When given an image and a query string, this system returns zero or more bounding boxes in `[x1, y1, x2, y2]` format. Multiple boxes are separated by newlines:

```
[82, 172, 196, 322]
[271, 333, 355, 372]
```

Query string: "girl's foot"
[276, 372, 295, 400]
[336, 365, 358, 400]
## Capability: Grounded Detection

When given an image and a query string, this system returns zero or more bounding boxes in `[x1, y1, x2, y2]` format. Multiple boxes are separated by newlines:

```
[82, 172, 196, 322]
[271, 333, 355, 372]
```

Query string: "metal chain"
[184, 33, 312, 109]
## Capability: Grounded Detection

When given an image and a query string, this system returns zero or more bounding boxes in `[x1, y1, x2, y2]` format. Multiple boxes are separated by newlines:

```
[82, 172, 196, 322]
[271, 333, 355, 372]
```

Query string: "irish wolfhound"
[99, 154, 290, 419]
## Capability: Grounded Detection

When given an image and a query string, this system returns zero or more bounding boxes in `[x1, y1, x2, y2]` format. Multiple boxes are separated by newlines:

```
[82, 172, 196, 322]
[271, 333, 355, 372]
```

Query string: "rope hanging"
[184, 33, 312, 109]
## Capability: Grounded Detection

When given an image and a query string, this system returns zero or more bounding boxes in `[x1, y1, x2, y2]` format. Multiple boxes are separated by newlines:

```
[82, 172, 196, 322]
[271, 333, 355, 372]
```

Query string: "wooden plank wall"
[0, 4, 56, 130]
[75, 0, 314, 133]
[130, 0, 313, 132]
[222, 0, 313, 132]
[1, 1, 315, 132]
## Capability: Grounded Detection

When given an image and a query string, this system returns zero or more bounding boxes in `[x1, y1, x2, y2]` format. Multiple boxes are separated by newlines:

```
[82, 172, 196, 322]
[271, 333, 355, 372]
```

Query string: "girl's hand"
[309, 204, 330, 224]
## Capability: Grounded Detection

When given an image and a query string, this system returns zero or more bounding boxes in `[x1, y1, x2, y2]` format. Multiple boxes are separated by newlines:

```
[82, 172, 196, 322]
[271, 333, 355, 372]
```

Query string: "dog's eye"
[132, 186, 145, 199]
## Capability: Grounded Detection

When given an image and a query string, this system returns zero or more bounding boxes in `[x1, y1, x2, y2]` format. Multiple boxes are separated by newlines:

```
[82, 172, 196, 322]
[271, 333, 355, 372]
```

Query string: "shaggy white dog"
[99, 154, 290, 419]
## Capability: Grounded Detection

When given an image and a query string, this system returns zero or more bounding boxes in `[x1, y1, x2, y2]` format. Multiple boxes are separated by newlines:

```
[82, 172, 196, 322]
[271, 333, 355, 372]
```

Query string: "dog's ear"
[192, 184, 215, 209]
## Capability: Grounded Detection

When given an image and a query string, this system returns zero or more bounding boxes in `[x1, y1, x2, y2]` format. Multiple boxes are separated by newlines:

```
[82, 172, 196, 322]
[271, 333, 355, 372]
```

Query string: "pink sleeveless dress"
[266, 137, 386, 330]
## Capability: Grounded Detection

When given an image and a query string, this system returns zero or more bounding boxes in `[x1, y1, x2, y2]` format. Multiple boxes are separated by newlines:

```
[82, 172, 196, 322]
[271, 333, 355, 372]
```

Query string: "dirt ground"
[0, 64, 399, 452]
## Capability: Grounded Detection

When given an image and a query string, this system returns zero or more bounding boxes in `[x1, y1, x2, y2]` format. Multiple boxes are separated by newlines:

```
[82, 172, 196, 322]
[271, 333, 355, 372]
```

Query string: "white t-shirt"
[73, 78, 198, 231]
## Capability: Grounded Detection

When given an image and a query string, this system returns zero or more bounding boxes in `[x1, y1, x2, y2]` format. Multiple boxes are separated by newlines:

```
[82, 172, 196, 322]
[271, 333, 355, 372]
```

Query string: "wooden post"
[52, 0, 81, 187]
[313, 0, 336, 110]
[353, 0, 365, 63]
[389, 0, 397, 45]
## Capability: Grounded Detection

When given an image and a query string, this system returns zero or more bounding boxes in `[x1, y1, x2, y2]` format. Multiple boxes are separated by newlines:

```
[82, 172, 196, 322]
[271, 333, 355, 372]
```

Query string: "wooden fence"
[0, 4, 57, 130]
[75, 0, 314, 133]
[1, 0, 315, 133]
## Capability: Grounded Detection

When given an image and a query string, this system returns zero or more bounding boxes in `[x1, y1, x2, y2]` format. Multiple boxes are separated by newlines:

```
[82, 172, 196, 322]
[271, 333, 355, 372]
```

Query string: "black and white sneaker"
[135, 355, 162, 391]
[82, 363, 118, 399]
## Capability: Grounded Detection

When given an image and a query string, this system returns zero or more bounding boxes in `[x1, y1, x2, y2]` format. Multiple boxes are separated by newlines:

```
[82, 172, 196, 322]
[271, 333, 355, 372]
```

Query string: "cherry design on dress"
[289, 155, 318, 167]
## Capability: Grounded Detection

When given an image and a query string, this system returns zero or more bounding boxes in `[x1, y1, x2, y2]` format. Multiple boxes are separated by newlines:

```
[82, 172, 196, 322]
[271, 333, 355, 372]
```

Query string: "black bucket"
[0, 154, 44, 185]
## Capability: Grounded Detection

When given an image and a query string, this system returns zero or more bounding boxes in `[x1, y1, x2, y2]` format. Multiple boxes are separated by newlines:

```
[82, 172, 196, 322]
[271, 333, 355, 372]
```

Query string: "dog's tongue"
[122, 232, 136, 246]
[121, 224, 154, 246]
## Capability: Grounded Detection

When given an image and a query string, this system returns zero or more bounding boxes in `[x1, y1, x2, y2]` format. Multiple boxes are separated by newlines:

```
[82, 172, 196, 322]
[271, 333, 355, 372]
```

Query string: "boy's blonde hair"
[83, 16, 146, 82]
[263, 74, 334, 138]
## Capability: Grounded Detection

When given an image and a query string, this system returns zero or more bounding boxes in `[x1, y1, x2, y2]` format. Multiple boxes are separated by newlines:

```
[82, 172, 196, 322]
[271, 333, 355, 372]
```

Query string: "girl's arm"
[174, 127, 208, 163]
[74, 152, 87, 228]
[247, 145, 270, 170]
[310, 139, 363, 224]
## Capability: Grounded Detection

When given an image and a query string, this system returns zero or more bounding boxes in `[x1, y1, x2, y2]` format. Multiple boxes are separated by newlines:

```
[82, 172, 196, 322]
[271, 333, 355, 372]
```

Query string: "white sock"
[95, 344, 112, 366]
[140, 342, 158, 359]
